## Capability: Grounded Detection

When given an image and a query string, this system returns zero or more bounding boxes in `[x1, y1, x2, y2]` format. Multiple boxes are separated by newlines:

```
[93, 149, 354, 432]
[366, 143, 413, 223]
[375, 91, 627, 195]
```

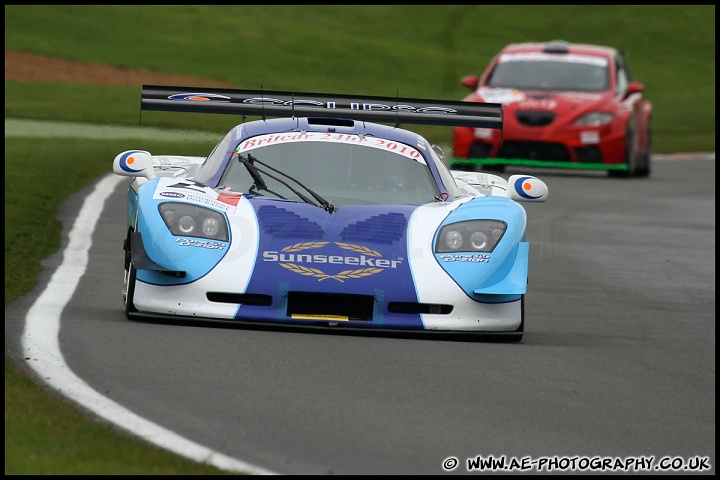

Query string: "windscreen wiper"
[237, 152, 267, 191]
[237, 153, 318, 207]
[240, 153, 337, 213]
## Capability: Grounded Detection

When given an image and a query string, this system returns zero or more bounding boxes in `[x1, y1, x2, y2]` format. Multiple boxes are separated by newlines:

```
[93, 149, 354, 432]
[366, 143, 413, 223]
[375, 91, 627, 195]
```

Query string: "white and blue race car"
[113, 85, 548, 341]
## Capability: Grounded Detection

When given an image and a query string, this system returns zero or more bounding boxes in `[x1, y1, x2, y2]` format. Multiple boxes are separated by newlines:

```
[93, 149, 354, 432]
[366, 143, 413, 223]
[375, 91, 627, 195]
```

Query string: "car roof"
[499, 40, 618, 59]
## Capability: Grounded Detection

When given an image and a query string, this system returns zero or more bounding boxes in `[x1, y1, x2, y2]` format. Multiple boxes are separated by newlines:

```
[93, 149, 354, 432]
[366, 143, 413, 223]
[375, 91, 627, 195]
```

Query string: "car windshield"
[486, 54, 609, 92]
[218, 134, 439, 206]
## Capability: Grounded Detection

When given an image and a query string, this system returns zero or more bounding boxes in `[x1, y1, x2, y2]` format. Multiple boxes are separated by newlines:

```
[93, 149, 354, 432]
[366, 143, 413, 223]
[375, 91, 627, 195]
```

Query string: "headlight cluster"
[158, 203, 229, 241]
[435, 220, 507, 253]
[574, 112, 613, 126]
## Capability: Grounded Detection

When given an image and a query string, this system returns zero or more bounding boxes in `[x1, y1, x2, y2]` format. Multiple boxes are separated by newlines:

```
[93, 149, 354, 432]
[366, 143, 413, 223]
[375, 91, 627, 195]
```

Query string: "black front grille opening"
[574, 146, 604, 163]
[452, 143, 493, 171]
[498, 141, 571, 161]
[207, 292, 272, 306]
[468, 142, 493, 158]
[515, 111, 556, 127]
[388, 302, 453, 315]
[287, 292, 374, 321]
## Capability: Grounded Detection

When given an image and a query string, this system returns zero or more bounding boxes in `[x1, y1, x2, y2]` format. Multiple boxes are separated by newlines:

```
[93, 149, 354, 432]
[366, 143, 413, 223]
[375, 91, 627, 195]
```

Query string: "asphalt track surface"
[5, 133, 715, 474]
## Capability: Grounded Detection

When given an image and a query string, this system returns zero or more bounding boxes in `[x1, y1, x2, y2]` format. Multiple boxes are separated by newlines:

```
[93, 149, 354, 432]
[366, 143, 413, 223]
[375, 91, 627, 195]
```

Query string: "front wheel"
[123, 263, 138, 317]
[634, 127, 652, 178]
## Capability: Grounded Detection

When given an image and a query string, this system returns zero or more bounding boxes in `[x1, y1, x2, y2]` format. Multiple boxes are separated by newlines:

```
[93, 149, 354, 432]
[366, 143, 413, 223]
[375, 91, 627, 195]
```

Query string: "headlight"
[158, 203, 229, 241]
[574, 112, 613, 126]
[435, 220, 507, 253]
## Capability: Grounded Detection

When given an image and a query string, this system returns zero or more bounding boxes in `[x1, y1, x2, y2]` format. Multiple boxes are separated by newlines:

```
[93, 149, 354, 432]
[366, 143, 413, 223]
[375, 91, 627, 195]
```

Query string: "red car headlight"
[574, 112, 613, 126]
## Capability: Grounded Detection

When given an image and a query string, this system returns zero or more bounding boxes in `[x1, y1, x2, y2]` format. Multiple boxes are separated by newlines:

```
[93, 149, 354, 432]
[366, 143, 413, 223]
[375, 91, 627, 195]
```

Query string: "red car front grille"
[497, 141, 571, 161]
[515, 111, 555, 127]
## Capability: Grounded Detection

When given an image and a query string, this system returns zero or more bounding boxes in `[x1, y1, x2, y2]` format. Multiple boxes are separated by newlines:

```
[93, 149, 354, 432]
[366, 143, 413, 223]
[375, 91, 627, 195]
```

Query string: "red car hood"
[467, 87, 611, 115]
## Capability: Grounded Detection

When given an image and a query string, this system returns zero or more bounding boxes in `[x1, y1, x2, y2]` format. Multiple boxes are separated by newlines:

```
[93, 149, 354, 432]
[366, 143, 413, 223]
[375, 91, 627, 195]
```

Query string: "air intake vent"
[307, 118, 355, 127]
[288, 292, 374, 321]
[543, 40, 570, 54]
[207, 292, 272, 306]
[516, 111, 555, 127]
[388, 302, 453, 314]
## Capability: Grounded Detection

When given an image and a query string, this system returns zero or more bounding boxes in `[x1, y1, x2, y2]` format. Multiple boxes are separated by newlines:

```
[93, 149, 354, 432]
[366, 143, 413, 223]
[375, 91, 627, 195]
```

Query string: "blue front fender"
[433, 196, 528, 300]
[134, 179, 230, 286]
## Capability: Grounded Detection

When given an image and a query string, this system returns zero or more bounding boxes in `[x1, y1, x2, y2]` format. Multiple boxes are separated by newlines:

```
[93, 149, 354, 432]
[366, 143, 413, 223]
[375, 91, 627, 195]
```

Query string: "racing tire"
[124, 263, 138, 318]
[634, 127, 652, 178]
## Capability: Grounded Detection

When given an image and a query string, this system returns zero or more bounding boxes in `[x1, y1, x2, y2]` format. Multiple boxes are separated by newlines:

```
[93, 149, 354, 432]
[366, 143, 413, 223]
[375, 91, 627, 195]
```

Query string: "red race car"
[451, 40, 652, 177]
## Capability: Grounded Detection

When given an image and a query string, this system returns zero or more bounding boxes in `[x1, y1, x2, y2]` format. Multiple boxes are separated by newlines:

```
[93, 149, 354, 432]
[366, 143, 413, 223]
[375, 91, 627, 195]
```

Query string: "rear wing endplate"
[141, 85, 502, 129]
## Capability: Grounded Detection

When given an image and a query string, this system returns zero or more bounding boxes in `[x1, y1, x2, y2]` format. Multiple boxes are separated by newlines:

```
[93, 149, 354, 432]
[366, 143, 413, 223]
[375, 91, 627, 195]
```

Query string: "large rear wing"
[141, 85, 502, 129]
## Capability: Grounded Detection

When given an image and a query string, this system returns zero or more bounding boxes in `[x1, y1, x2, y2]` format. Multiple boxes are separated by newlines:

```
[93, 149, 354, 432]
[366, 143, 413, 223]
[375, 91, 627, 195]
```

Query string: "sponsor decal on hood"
[262, 241, 403, 282]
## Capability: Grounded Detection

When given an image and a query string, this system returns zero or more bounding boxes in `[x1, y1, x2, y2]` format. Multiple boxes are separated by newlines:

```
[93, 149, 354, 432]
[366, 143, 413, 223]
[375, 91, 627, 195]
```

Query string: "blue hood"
[242, 196, 421, 299]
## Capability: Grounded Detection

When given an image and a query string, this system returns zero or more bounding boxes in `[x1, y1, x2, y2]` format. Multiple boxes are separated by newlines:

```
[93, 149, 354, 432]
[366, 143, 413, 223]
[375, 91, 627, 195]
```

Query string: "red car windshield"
[486, 54, 610, 92]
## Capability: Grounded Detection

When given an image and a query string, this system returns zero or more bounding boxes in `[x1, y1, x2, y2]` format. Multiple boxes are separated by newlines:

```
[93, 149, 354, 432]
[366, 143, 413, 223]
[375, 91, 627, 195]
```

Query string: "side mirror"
[461, 75, 480, 90]
[506, 175, 548, 202]
[113, 150, 156, 179]
[625, 81, 645, 98]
